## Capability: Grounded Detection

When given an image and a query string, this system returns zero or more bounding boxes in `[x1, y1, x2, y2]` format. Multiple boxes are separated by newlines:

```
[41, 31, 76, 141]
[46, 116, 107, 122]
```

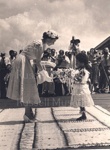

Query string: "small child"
[70, 52, 94, 121]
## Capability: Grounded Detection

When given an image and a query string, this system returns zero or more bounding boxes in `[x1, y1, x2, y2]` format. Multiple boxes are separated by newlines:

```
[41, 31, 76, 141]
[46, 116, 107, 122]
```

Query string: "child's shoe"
[76, 114, 87, 121]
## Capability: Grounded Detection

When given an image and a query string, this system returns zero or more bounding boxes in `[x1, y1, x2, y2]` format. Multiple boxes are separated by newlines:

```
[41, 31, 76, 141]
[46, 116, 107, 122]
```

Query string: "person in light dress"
[7, 30, 59, 122]
[70, 52, 94, 121]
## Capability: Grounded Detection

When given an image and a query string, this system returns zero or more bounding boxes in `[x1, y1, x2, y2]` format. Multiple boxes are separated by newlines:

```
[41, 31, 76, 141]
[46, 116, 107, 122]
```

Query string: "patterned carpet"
[35, 106, 110, 149]
[0, 105, 110, 149]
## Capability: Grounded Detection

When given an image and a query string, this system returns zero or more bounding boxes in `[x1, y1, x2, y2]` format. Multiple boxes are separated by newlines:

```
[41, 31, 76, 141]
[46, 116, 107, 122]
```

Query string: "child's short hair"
[76, 53, 88, 65]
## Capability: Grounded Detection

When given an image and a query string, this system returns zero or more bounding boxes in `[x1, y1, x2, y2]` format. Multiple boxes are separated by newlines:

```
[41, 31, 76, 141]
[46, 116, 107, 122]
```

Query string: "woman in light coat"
[7, 30, 59, 122]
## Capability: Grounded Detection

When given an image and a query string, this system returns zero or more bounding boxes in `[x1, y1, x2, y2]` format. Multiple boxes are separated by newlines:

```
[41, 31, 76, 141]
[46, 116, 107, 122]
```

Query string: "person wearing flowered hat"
[7, 30, 59, 123]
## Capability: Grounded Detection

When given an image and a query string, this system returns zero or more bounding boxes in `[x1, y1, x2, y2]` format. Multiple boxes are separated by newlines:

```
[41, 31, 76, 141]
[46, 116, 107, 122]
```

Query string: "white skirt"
[70, 84, 94, 108]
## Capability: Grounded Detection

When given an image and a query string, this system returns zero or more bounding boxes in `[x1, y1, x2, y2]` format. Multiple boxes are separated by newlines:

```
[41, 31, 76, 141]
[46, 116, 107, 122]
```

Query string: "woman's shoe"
[23, 115, 34, 123]
[24, 115, 41, 123]
[34, 117, 41, 122]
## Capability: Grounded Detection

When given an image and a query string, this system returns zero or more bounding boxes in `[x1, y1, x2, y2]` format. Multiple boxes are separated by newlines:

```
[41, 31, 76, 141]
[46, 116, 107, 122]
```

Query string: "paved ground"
[0, 94, 110, 149]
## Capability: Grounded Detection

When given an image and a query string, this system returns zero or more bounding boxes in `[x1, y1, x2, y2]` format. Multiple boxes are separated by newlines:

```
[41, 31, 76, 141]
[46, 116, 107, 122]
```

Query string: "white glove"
[40, 70, 53, 82]
[37, 72, 45, 85]
[37, 70, 53, 85]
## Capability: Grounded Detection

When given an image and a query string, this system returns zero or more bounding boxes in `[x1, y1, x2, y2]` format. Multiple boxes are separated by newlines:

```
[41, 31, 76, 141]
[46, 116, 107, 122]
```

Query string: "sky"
[0, 0, 110, 54]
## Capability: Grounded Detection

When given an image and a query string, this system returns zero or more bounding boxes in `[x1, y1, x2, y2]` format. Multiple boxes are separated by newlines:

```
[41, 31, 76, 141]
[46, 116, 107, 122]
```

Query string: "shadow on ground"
[0, 121, 23, 125]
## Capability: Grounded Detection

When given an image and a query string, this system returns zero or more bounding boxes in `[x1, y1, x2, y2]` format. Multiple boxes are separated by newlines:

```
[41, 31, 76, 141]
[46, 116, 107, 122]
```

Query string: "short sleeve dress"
[70, 68, 94, 108]
[7, 41, 43, 104]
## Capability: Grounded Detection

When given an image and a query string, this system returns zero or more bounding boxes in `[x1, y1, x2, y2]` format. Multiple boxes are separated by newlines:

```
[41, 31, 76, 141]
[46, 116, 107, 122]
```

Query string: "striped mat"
[0, 106, 110, 149]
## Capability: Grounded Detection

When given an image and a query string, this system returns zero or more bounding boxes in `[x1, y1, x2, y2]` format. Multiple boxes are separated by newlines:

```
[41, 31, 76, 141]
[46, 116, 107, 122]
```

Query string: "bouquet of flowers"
[52, 68, 76, 83]
[74, 69, 85, 83]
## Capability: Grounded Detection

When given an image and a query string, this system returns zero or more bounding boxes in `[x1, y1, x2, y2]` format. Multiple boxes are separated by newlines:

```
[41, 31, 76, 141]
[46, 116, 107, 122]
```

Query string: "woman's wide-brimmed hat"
[43, 30, 59, 39]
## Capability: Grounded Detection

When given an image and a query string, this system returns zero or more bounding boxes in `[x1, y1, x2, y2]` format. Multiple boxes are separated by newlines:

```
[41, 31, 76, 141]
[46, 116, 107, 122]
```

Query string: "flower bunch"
[52, 68, 74, 83]
[74, 69, 85, 83]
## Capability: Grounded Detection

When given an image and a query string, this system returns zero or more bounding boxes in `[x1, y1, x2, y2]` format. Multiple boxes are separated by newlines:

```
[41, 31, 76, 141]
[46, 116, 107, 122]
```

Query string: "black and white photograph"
[0, 0, 110, 149]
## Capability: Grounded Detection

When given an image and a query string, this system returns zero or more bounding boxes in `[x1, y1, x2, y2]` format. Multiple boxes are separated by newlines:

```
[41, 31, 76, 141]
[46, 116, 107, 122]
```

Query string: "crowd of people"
[1, 42, 110, 99]
[0, 30, 110, 122]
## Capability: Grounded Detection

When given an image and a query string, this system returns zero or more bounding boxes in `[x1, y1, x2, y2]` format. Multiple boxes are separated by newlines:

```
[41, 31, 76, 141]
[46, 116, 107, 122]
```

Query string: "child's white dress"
[70, 68, 94, 108]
